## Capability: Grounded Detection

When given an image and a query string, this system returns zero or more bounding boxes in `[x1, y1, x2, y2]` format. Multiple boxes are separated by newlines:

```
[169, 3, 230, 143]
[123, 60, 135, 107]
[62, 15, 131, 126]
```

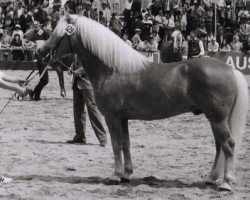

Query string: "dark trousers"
[33, 58, 49, 100]
[73, 83, 107, 143]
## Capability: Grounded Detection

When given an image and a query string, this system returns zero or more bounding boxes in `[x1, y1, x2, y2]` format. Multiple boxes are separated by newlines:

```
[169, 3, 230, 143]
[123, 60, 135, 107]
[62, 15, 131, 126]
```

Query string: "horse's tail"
[218, 70, 248, 175]
[229, 70, 248, 161]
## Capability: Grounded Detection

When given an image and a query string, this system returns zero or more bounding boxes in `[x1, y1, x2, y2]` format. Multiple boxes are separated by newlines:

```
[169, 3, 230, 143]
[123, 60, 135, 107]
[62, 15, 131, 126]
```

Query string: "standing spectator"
[148, 0, 162, 16]
[109, 13, 122, 36]
[12, 24, 24, 40]
[131, 28, 142, 48]
[83, 1, 93, 18]
[15, 2, 25, 19]
[141, 14, 153, 41]
[102, 3, 111, 25]
[130, 12, 143, 39]
[180, 0, 188, 36]
[230, 34, 243, 52]
[203, 6, 213, 34]
[155, 10, 166, 39]
[239, 17, 250, 43]
[207, 37, 219, 52]
[163, 10, 175, 41]
[3, 14, 15, 36]
[33, 4, 48, 25]
[19, 8, 33, 33]
[188, 1, 205, 31]
[219, 38, 231, 52]
[11, 34, 24, 61]
[123, 0, 134, 34]
[183, 31, 205, 59]
[131, 0, 142, 17]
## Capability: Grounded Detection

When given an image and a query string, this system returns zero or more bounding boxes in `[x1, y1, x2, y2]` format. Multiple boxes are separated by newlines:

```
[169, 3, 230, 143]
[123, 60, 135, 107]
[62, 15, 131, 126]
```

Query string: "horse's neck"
[76, 48, 111, 90]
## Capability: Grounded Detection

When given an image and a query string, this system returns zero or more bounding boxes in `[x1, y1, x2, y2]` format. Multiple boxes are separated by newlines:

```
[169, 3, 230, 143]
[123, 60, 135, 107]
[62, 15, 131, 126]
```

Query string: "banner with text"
[207, 52, 250, 75]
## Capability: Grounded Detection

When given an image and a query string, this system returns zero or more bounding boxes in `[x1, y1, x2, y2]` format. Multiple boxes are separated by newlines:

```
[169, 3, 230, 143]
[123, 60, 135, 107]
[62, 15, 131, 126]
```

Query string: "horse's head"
[171, 30, 183, 53]
[38, 14, 78, 61]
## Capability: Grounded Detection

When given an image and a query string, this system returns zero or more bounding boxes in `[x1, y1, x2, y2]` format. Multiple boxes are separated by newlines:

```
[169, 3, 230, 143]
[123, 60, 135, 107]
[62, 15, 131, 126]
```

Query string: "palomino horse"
[38, 15, 248, 191]
[160, 30, 183, 63]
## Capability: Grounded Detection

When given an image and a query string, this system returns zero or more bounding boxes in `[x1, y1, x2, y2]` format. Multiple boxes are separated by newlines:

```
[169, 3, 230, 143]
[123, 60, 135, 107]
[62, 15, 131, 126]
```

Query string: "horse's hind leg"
[210, 120, 235, 191]
[121, 119, 133, 182]
[205, 136, 222, 185]
[105, 116, 123, 184]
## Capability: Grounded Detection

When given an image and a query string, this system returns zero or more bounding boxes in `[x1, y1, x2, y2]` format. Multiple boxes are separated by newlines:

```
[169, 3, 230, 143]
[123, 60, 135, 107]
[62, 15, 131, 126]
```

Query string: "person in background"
[123, 34, 133, 47]
[131, 28, 142, 49]
[141, 13, 153, 41]
[109, 13, 122, 36]
[19, 8, 33, 33]
[207, 37, 219, 52]
[12, 24, 24, 40]
[230, 34, 243, 52]
[11, 34, 24, 61]
[1, 30, 12, 48]
[219, 39, 231, 52]
[242, 36, 250, 53]
[183, 31, 205, 59]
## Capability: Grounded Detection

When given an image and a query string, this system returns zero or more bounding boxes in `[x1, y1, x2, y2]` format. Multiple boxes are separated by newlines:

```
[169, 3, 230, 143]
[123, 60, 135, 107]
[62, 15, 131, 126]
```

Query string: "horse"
[38, 14, 248, 191]
[160, 30, 183, 63]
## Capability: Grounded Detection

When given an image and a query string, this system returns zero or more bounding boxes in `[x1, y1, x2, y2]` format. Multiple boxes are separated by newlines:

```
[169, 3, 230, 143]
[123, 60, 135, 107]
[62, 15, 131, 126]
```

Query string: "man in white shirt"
[207, 37, 219, 52]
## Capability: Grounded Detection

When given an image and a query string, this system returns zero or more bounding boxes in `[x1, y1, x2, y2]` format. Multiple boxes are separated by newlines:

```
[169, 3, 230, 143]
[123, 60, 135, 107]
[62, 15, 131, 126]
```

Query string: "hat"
[85, 1, 91, 5]
[211, 37, 216, 41]
[135, 28, 141, 32]
[15, 24, 21, 28]
[33, 21, 40, 26]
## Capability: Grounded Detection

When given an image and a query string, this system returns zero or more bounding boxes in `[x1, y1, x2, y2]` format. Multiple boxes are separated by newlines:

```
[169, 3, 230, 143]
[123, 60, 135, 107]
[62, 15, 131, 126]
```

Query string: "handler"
[0, 71, 30, 183]
[66, 55, 107, 147]
[24, 21, 51, 101]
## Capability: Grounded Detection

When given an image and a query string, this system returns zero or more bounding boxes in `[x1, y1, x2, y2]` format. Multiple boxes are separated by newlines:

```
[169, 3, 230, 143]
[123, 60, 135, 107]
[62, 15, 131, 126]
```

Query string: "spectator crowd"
[0, 0, 249, 62]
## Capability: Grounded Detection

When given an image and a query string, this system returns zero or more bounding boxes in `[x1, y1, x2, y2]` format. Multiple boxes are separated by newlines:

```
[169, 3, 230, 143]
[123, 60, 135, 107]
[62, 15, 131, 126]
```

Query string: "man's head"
[189, 31, 197, 40]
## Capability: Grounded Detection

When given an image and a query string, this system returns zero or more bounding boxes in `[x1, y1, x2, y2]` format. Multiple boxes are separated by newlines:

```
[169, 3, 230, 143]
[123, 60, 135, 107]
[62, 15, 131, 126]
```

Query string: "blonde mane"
[73, 17, 149, 73]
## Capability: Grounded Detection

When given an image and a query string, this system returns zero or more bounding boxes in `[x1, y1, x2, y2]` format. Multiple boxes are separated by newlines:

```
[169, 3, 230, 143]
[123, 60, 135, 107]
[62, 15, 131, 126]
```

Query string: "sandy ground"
[0, 70, 249, 200]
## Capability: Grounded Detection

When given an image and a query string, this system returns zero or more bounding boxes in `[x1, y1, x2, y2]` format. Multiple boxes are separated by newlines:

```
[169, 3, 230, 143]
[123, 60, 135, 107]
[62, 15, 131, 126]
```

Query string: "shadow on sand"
[12, 175, 210, 189]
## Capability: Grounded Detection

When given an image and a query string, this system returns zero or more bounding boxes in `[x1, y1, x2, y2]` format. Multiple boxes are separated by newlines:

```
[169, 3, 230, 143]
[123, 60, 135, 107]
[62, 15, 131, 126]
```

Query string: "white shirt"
[124, 0, 133, 10]
[208, 41, 219, 52]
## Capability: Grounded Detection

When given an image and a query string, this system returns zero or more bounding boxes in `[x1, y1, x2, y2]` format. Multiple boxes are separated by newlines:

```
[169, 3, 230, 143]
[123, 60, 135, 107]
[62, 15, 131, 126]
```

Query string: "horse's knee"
[221, 138, 235, 157]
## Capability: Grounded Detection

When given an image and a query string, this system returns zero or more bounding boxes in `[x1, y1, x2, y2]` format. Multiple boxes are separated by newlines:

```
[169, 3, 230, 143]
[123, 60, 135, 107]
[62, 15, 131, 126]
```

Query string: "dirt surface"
[0, 70, 249, 200]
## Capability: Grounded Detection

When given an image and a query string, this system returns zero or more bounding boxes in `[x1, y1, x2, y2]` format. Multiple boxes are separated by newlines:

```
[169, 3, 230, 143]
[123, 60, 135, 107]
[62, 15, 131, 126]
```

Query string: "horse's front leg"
[121, 119, 133, 182]
[105, 115, 123, 184]
[55, 66, 66, 98]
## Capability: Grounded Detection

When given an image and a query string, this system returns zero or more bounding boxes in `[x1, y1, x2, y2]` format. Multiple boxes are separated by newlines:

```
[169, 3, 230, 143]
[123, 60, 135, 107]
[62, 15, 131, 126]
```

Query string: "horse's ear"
[65, 13, 74, 24]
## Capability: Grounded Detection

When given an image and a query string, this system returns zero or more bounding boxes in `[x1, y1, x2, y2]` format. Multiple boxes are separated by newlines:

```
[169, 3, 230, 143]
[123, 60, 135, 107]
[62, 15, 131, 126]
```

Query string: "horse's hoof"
[121, 177, 130, 183]
[219, 182, 233, 192]
[106, 179, 120, 185]
[205, 177, 216, 185]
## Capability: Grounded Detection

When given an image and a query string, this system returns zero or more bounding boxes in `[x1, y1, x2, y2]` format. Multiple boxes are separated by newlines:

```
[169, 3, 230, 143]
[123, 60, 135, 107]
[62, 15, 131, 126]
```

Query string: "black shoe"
[33, 95, 41, 101]
[66, 139, 86, 144]
[99, 140, 107, 147]
[29, 91, 34, 100]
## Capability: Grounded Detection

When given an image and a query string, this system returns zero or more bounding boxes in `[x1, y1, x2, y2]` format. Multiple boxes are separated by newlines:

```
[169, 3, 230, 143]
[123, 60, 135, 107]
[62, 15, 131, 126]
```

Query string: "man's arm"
[198, 40, 205, 56]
